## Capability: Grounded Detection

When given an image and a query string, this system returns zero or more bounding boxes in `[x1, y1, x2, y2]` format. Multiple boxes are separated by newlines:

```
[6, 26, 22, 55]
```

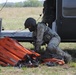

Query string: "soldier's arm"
[35, 23, 45, 51]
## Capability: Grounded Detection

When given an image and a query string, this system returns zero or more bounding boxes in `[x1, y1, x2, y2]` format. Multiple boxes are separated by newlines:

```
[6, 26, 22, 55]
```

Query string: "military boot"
[56, 47, 72, 63]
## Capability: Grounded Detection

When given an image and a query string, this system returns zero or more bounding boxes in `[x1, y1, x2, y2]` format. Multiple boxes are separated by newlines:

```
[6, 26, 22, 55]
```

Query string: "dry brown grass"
[0, 7, 43, 30]
[0, 66, 76, 75]
[0, 7, 43, 18]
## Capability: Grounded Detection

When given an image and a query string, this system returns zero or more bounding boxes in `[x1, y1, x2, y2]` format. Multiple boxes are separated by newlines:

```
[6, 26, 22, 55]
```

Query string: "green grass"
[0, 66, 76, 75]
[0, 7, 76, 75]
[69, 62, 76, 67]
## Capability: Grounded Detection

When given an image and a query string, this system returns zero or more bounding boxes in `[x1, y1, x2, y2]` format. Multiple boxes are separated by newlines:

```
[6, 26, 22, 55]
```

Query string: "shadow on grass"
[63, 49, 76, 58]
[63, 49, 76, 62]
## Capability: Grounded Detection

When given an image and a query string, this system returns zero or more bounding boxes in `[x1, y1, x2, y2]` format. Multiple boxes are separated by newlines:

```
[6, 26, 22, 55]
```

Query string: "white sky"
[0, 0, 44, 3]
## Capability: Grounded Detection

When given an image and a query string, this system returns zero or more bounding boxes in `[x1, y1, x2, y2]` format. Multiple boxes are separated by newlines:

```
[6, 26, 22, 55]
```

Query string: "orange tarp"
[43, 58, 65, 65]
[0, 37, 40, 66]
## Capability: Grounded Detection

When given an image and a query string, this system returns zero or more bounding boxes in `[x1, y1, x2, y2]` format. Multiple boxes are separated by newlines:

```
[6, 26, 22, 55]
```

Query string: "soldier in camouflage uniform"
[24, 17, 72, 63]
[42, 0, 56, 28]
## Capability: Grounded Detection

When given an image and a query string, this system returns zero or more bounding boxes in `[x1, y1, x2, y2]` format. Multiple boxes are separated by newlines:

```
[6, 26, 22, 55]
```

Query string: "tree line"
[0, 0, 43, 7]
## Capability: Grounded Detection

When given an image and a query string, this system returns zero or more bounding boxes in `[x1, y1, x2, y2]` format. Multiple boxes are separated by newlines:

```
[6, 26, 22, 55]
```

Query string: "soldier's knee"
[47, 44, 57, 51]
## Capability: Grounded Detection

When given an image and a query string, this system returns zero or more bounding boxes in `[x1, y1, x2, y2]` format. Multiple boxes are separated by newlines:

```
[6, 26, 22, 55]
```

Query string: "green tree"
[14, 2, 23, 7]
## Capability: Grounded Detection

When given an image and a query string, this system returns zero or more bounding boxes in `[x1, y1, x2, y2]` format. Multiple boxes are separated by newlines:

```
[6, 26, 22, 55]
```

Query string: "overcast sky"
[0, 0, 44, 3]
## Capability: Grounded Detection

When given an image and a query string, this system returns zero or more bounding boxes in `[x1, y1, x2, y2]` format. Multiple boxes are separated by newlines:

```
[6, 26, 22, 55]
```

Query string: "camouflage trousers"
[47, 36, 72, 63]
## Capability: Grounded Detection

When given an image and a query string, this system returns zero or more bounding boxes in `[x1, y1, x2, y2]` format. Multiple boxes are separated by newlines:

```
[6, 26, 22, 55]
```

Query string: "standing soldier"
[24, 17, 72, 63]
[42, 0, 56, 28]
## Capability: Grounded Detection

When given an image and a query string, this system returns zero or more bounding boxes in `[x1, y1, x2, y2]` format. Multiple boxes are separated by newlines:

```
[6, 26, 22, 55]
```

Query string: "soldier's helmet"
[24, 17, 36, 31]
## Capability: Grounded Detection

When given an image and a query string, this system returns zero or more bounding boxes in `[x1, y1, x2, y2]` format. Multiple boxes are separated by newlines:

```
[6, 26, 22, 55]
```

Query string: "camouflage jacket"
[33, 22, 60, 51]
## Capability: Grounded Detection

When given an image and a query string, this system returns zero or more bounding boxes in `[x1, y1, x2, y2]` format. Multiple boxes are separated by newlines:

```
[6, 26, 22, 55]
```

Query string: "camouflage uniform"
[33, 22, 72, 63]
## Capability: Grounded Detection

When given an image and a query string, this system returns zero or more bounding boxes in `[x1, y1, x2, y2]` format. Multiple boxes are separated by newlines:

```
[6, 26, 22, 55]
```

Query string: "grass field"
[0, 7, 76, 75]
[0, 7, 43, 30]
